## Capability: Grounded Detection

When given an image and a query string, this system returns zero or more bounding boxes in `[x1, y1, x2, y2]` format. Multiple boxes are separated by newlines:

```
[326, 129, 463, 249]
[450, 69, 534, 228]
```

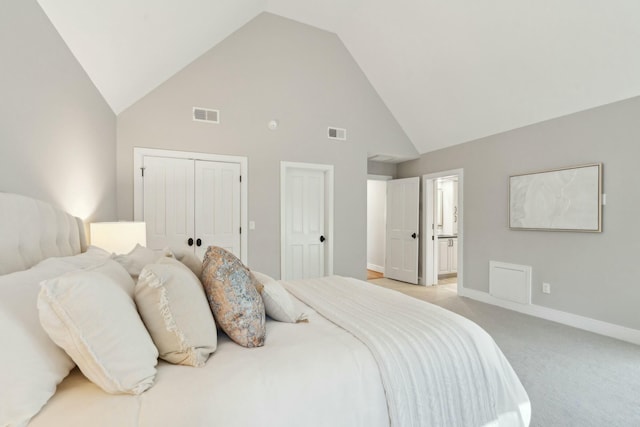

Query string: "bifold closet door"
[143, 156, 195, 252]
[194, 160, 241, 260]
[143, 157, 241, 259]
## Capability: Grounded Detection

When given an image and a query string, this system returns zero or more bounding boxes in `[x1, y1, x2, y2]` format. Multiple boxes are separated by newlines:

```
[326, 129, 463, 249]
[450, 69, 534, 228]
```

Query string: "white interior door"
[284, 167, 326, 280]
[195, 160, 241, 259]
[385, 177, 420, 284]
[143, 156, 195, 252]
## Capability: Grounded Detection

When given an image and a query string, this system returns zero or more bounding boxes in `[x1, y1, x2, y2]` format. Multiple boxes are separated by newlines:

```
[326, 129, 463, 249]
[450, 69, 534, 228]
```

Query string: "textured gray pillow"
[201, 247, 265, 348]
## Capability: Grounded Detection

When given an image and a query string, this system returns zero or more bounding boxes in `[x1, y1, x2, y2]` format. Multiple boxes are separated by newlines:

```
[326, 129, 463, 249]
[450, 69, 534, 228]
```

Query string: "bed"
[0, 193, 531, 427]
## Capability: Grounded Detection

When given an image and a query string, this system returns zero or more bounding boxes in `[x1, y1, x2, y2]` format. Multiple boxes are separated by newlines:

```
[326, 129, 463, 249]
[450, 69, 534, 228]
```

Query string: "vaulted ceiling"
[37, 0, 640, 154]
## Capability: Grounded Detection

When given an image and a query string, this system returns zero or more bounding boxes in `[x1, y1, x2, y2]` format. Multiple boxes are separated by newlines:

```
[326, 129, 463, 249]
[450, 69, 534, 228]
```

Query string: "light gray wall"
[398, 96, 640, 330]
[367, 160, 397, 178]
[0, 0, 116, 222]
[117, 13, 417, 279]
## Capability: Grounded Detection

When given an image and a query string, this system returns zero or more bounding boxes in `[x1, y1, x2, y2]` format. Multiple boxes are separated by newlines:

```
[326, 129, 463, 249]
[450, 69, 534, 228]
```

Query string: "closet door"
[283, 167, 326, 280]
[194, 160, 241, 260]
[143, 156, 195, 252]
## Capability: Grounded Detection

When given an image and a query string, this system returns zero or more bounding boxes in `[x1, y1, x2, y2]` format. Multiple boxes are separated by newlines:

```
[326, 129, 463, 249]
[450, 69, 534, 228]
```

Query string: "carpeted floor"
[369, 278, 640, 427]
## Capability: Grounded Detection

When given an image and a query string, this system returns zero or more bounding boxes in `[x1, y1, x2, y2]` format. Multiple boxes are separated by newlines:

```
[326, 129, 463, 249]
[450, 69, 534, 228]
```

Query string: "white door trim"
[425, 178, 437, 286]
[422, 169, 464, 291]
[280, 161, 334, 279]
[367, 174, 393, 181]
[133, 147, 248, 264]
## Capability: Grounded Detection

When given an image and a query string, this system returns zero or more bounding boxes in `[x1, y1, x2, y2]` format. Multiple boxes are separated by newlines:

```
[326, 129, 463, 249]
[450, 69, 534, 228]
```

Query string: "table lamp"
[90, 222, 147, 254]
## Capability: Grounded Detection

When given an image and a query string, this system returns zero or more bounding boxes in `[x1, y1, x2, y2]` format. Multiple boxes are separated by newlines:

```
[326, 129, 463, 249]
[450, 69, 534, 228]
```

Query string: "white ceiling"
[37, 0, 640, 154]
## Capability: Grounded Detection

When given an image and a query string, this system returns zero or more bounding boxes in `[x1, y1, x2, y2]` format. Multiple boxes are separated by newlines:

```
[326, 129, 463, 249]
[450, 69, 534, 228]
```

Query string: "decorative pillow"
[253, 271, 308, 323]
[135, 257, 217, 367]
[171, 248, 203, 278]
[113, 244, 173, 279]
[38, 260, 158, 395]
[0, 247, 111, 427]
[201, 246, 265, 348]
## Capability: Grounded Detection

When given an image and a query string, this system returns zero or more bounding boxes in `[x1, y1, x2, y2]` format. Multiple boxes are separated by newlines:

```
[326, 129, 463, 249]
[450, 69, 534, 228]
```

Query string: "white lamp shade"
[90, 222, 147, 254]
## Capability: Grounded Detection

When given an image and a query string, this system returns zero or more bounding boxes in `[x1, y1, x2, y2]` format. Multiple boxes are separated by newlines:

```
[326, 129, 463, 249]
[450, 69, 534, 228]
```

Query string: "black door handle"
[320, 235, 326, 243]
[411, 233, 417, 239]
[187, 238, 194, 247]
[196, 238, 202, 247]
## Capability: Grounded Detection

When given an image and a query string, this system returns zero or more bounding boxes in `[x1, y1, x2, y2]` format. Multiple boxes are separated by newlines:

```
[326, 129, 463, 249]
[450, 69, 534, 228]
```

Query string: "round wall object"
[267, 120, 279, 130]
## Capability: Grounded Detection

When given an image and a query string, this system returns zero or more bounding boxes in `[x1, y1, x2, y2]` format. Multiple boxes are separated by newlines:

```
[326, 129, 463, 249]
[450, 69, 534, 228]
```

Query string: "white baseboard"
[367, 263, 384, 273]
[458, 287, 640, 346]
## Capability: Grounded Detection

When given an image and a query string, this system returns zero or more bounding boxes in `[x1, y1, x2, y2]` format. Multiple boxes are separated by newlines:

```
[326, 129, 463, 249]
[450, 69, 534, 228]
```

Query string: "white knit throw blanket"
[281, 276, 530, 427]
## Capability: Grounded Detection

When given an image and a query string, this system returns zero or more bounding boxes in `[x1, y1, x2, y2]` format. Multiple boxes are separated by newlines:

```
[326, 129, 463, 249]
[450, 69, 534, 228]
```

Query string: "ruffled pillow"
[113, 244, 173, 279]
[201, 247, 265, 348]
[171, 248, 203, 278]
[38, 260, 158, 395]
[136, 258, 217, 366]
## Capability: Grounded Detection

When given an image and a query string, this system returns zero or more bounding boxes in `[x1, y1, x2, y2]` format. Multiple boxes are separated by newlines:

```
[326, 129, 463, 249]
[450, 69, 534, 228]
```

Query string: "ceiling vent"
[328, 126, 347, 141]
[193, 107, 219, 124]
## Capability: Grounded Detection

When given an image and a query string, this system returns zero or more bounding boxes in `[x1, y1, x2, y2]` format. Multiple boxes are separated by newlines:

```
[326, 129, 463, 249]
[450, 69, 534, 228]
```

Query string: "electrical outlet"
[542, 282, 551, 294]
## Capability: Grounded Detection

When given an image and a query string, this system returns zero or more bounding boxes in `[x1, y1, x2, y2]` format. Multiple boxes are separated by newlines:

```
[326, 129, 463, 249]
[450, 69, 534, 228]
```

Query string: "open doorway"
[423, 169, 463, 292]
[366, 175, 392, 280]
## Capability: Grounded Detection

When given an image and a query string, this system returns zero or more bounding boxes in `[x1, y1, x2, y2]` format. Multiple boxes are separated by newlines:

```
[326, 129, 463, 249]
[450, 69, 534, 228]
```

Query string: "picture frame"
[509, 163, 602, 232]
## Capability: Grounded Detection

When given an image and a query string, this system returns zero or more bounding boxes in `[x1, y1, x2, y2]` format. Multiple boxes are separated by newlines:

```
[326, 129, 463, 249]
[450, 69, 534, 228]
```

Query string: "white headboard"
[0, 193, 87, 275]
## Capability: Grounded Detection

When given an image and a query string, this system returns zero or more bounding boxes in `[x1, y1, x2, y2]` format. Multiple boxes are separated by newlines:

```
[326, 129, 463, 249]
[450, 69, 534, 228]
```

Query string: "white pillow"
[170, 248, 203, 278]
[252, 271, 307, 323]
[113, 244, 173, 279]
[38, 260, 158, 395]
[0, 248, 110, 426]
[135, 257, 217, 367]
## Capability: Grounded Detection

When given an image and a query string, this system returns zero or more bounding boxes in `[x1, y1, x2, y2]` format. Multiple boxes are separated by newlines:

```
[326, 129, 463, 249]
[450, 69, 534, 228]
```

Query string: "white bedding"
[0, 248, 111, 425]
[28, 274, 531, 427]
[282, 276, 531, 427]
[2, 193, 530, 427]
[29, 295, 389, 427]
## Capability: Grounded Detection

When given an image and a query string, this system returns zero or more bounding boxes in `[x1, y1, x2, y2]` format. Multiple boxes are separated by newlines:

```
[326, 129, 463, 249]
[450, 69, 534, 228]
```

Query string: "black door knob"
[187, 238, 194, 246]
[319, 235, 326, 243]
[411, 233, 417, 239]
[196, 238, 202, 247]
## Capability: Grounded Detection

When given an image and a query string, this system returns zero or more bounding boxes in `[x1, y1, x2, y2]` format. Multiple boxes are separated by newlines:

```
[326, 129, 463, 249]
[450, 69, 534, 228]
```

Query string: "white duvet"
[28, 274, 530, 427]
[30, 292, 389, 427]
[282, 276, 531, 427]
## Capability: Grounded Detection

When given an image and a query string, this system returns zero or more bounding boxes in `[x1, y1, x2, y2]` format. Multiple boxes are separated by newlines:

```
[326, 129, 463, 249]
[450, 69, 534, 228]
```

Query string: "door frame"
[422, 168, 463, 290]
[133, 147, 248, 264]
[280, 161, 334, 280]
[366, 174, 393, 274]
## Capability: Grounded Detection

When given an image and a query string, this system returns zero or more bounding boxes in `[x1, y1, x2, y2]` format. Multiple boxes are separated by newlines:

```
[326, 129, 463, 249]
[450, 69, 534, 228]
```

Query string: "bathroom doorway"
[423, 169, 463, 292]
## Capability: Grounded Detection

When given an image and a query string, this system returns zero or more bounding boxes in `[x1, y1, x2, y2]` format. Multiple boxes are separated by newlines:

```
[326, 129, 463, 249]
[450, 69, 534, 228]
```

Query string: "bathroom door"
[384, 177, 419, 284]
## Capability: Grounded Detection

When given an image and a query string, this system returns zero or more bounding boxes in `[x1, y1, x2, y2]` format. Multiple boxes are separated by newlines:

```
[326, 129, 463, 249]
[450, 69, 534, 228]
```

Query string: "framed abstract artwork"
[509, 163, 602, 232]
